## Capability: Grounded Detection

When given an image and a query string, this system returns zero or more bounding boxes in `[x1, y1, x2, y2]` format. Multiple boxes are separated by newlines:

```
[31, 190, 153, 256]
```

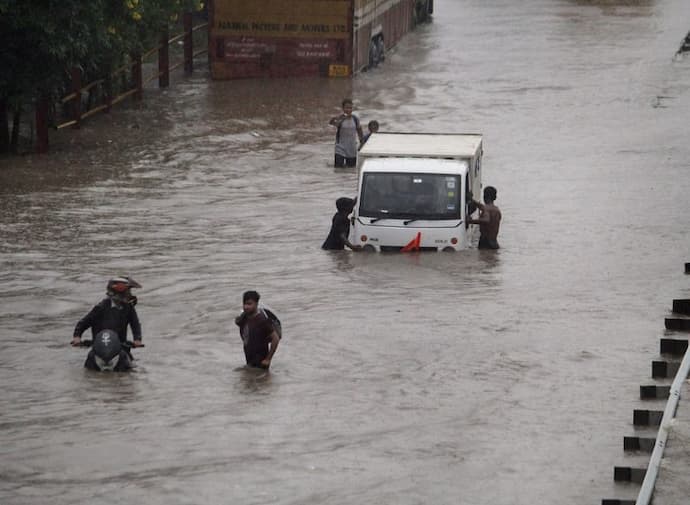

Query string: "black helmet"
[106, 276, 141, 304]
[92, 330, 122, 370]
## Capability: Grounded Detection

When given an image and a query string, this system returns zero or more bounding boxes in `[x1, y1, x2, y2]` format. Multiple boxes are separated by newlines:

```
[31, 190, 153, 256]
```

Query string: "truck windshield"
[359, 173, 462, 220]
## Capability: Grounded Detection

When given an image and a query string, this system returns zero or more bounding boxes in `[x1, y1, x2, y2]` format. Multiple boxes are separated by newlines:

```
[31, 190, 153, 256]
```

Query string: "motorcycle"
[74, 329, 144, 371]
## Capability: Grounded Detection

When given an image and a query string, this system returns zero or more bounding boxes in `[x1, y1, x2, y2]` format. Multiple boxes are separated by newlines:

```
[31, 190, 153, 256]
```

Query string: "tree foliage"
[0, 0, 203, 153]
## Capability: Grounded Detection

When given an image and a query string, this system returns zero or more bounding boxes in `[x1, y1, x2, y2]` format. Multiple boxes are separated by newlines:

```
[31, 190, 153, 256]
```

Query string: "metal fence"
[35, 13, 208, 153]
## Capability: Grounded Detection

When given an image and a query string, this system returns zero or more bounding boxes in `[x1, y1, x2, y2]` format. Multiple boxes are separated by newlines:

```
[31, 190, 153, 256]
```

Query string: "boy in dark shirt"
[321, 197, 362, 251]
[235, 291, 281, 369]
[359, 120, 379, 149]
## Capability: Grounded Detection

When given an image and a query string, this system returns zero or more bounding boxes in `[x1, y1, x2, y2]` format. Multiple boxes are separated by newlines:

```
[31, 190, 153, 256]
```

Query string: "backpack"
[259, 304, 282, 339]
[336, 114, 360, 144]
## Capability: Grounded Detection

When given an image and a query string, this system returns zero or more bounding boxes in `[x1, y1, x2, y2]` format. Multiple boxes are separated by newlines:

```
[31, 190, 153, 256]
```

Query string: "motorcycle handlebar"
[72, 340, 144, 348]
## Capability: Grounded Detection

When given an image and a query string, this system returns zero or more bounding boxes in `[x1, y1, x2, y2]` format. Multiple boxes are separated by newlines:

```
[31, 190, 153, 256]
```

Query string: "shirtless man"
[468, 186, 502, 249]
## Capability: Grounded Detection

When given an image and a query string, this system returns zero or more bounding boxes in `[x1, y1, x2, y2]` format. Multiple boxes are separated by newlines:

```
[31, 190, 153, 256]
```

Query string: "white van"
[353, 133, 483, 252]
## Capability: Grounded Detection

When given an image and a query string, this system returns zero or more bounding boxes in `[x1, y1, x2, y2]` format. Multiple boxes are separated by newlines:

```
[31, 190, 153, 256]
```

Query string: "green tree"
[0, 0, 202, 154]
[0, 1, 110, 151]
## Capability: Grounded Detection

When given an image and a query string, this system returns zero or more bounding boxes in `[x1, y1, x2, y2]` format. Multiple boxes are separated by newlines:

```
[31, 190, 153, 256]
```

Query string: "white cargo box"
[359, 132, 483, 160]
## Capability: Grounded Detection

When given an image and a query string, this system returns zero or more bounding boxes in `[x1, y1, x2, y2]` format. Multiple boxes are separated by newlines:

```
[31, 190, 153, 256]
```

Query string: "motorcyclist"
[71, 277, 143, 348]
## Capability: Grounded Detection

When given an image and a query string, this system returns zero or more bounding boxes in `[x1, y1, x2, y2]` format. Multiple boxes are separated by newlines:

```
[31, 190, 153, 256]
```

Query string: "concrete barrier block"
[640, 384, 671, 399]
[660, 337, 689, 354]
[672, 299, 690, 315]
[614, 466, 646, 483]
[623, 436, 656, 452]
[633, 409, 664, 426]
[664, 318, 690, 332]
[652, 360, 680, 378]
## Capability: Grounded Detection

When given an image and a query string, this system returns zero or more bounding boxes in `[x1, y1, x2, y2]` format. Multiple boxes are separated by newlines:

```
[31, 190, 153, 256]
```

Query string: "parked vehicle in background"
[208, 0, 433, 79]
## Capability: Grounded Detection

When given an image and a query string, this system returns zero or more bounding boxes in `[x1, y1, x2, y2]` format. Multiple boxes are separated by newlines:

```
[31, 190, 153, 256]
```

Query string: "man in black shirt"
[235, 291, 281, 369]
[321, 197, 362, 251]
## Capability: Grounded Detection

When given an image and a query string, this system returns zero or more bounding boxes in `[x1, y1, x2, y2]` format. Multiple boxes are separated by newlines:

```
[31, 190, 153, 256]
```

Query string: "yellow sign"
[213, 0, 351, 39]
[328, 64, 350, 77]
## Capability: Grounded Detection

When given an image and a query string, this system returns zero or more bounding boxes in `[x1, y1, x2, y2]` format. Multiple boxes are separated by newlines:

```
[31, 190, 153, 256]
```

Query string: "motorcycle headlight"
[94, 354, 120, 371]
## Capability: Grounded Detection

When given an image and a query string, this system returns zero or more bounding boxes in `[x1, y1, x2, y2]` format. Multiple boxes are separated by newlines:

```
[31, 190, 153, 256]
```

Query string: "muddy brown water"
[2, 0, 690, 503]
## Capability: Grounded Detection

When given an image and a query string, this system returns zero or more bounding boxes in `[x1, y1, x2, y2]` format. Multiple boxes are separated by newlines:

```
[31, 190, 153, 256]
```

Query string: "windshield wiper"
[404, 217, 462, 225]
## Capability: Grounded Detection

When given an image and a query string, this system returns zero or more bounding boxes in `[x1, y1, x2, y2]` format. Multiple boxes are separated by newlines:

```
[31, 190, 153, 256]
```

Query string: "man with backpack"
[329, 98, 364, 168]
[234, 291, 281, 369]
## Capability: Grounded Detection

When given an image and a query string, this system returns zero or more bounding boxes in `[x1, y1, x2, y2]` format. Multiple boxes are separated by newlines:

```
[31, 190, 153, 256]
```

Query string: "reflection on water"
[566, 0, 656, 14]
[2, 0, 690, 504]
[477, 249, 501, 271]
[235, 367, 274, 394]
[326, 250, 356, 273]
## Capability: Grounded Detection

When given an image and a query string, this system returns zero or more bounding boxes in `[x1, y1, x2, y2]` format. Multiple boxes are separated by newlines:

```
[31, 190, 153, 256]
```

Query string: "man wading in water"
[329, 98, 364, 168]
[322, 197, 362, 251]
[235, 291, 281, 369]
[468, 186, 502, 249]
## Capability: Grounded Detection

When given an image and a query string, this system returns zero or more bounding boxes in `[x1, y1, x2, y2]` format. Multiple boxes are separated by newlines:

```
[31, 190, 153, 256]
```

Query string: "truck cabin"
[358, 159, 467, 220]
[356, 158, 469, 222]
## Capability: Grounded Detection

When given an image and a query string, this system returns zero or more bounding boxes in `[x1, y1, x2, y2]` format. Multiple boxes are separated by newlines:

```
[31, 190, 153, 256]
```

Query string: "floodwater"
[2, 0, 690, 503]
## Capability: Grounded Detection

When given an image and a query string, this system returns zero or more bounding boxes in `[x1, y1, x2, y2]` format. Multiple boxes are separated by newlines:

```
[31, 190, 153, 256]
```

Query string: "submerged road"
[2, 0, 690, 503]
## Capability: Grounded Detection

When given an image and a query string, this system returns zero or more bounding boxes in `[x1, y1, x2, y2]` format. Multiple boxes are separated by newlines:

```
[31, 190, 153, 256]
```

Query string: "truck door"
[465, 173, 472, 218]
[473, 155, 482, 198]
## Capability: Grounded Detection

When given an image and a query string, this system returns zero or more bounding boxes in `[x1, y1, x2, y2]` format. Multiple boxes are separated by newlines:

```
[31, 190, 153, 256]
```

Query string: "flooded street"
[2, 0, 690, 503]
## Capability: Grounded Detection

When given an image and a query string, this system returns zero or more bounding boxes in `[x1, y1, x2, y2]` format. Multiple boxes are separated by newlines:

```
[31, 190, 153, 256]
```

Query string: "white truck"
[352, 132, 483, 252]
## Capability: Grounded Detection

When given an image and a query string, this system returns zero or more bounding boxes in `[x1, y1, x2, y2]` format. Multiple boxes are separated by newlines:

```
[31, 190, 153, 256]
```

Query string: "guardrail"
[35, 13, 207, 152]
[603, 264, 690, 505]
[635, 346, 690, 504]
